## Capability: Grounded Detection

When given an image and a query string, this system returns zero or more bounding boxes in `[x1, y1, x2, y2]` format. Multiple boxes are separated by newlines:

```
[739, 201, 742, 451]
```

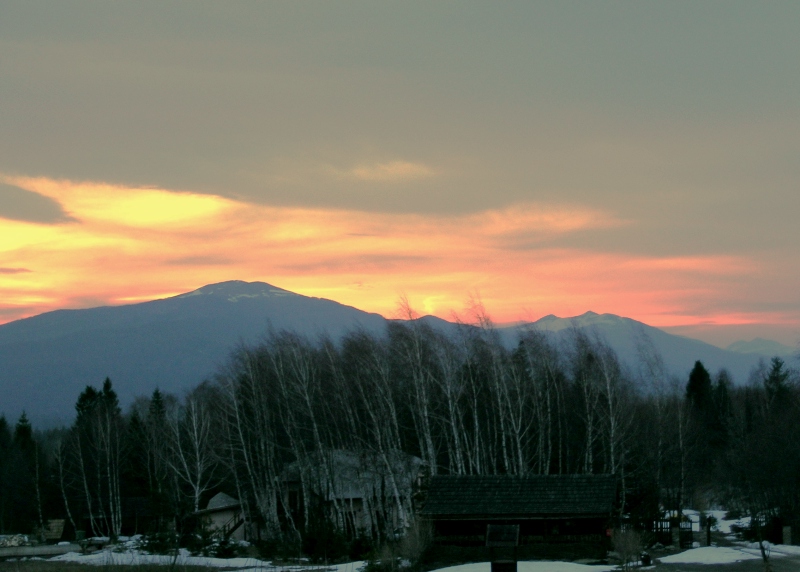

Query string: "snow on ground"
[659, 547, 761, 565]
[50, 549, 365, 571]
[51, 549, 268, 568]
[49, 553, 612, 572]
[707, 511, 751, 535]
[673, 509, 751, 535]
[430, 563, 613, 572]
[735, 541, 800, 558]
[768, 544, 800, 556]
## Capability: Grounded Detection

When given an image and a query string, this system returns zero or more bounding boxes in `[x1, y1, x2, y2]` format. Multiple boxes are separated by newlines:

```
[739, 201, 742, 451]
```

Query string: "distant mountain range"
[499, 312, 784, 386]
[0, 280, 794, 427]
[725, 337, 796, 357]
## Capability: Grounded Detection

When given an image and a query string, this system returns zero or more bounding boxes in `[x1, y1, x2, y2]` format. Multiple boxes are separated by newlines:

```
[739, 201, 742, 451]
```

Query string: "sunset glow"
[0, 175, 776, 331]
[2, 2, 799, 351]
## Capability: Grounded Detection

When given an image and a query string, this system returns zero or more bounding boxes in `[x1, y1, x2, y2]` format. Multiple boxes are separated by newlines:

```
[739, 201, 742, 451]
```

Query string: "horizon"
[4, 277, 798, 352]
[3, 3, 800, 348]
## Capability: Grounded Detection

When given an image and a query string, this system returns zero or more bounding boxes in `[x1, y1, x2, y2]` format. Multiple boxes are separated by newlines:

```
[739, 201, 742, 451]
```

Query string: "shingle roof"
[419, 474, 616, 518]
[205, 492, 240, 511]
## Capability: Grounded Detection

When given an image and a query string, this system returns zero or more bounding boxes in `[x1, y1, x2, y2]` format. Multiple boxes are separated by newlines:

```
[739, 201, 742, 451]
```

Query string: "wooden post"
[487, 524, 519, 572]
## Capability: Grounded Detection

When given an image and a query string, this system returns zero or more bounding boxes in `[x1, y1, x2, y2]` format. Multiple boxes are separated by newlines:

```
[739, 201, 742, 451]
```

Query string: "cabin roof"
[419, 474, 617, 519]
[197, 492, 240, 514]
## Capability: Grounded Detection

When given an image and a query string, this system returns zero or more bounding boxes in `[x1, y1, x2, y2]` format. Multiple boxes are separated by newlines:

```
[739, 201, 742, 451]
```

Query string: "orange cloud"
[0, 175, 768, 329]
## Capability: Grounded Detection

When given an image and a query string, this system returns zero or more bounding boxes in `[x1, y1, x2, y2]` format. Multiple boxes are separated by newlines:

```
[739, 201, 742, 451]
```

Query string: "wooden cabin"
[419, 474, 617, 560]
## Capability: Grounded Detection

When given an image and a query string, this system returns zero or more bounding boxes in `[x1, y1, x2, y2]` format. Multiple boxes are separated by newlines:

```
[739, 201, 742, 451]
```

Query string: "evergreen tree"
[764, 356, 790, 404]
[70, 379, 125, 537]
[0, 416, 12, 532]
[686, 361, 712, 411]
[684, 362, 717, 494]
[146, 388, 174, 530]
[10, 413, 38, 534]
[122, 409, 149, 497]
[709, 369, 732, 451]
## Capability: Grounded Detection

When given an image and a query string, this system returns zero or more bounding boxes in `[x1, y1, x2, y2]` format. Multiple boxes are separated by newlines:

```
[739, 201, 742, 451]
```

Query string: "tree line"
[1, 312, 799, 550]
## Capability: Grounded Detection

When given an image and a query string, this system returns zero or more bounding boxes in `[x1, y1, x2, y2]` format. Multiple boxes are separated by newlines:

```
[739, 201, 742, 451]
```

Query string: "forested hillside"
[0, 281, 777, 427]
[1, 317, 798, 558]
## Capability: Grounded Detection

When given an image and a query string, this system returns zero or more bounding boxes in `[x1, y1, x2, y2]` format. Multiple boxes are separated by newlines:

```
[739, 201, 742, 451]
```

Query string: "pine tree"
[146, 388, 174, 529]
[0, 416, 12, 533]
[764, 356, 790, 404]
[686, 361, 712, 411]
[10, 413, 38, 534]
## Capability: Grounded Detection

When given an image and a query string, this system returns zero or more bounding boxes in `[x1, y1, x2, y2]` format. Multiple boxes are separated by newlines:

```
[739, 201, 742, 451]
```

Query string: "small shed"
[420, 474, 617, 558]
[195, 493, 245, 542]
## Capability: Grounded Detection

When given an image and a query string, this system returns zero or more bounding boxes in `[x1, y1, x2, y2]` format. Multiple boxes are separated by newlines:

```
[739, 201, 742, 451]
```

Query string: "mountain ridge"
[0, 280, 787, 426]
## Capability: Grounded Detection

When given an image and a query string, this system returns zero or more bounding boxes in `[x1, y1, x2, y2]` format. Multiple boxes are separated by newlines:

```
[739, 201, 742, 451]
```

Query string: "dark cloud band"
[0, 183, 74, 224]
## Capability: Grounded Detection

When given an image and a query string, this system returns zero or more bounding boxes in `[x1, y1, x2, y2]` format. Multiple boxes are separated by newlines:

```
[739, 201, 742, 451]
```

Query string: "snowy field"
[430, 564, 613, 572]
[46, 557, 616, 572]
[5, 518, 800, 572]
[40, 545, 788, 569]
[49, 550, 365, 572]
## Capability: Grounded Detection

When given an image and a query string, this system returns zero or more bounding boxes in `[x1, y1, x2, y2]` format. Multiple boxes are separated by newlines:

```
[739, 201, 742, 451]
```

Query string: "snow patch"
[659, 547, 761, 565]
[51, 550, 366, 572]
[431, 563, 613, 572]
[707, 510, 750, 535]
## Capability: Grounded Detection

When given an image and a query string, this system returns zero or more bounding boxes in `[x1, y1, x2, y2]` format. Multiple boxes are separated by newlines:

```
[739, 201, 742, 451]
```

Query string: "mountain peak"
[524, 311, 633, 334]
[177, 280, 297, 302]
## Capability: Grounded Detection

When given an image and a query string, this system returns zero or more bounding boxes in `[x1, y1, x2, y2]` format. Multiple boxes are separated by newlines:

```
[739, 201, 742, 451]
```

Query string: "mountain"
[0, 281, 788, 427]
[0, 281, 386, 426]
[726, 338, 796, 358]
[497, 311, 767, 385]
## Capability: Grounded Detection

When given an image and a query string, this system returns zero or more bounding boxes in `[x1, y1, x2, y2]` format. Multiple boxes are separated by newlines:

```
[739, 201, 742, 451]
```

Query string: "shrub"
[302, 517, 348, 563]
[255, 536, 302, 561]
[213, 538, 239, 558]
[140, 532, 179, 555]
[182, 524, 214, 556]
[364, 543, 402, 572]
[725, 509, 742, 520]
[612, 528, 643, 572]
[397, 521, 432, 566]
[349, 535, 376, 561]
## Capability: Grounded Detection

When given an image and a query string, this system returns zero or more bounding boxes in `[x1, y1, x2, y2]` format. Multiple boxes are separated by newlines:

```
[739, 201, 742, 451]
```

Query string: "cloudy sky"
[2, 1, 799, 347]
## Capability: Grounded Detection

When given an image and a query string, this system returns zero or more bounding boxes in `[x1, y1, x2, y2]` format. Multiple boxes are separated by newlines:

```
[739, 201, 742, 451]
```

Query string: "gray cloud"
[1, 2, 798, 222]
[0, 267, 32, 274]
[0, 183, 73, 223]
[1, 2, 800, 343]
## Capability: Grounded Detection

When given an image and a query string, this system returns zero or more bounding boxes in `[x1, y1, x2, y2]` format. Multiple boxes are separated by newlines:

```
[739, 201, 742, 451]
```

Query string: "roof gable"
[205, 492, 240, 511]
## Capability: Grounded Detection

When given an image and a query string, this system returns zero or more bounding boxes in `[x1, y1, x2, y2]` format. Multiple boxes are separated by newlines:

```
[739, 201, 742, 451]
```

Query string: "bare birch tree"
[168, 386, 221, 513]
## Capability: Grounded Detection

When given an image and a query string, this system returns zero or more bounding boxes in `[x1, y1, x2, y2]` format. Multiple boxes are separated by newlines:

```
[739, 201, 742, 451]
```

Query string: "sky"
[1, 1, 800, 348]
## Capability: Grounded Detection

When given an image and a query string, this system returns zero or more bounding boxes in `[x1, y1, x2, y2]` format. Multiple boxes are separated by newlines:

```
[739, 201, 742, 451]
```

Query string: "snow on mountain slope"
[497, 312, 768, 384]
